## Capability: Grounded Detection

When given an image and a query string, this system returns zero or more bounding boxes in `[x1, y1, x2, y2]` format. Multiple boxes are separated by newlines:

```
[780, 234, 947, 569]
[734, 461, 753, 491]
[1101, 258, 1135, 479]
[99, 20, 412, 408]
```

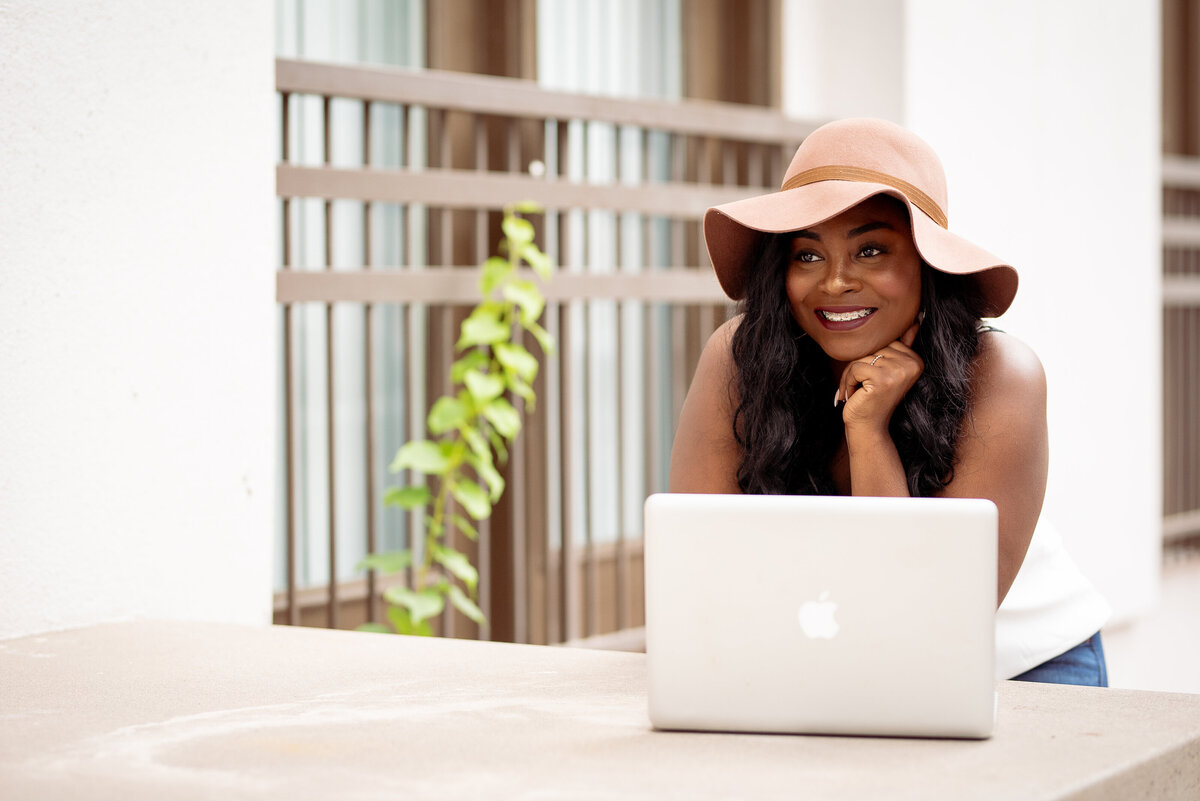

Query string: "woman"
[670, 118, 1110, 686]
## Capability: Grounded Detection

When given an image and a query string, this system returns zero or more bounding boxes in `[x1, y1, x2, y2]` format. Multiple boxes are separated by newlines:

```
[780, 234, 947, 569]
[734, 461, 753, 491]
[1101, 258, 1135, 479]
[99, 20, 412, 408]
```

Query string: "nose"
[818, 253, 861, 295]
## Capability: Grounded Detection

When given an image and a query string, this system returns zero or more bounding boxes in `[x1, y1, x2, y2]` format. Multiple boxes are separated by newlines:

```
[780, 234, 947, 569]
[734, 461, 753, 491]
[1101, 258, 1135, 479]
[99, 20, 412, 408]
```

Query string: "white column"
[903, 0, 1161, 621]
[0, 1, 277, 637]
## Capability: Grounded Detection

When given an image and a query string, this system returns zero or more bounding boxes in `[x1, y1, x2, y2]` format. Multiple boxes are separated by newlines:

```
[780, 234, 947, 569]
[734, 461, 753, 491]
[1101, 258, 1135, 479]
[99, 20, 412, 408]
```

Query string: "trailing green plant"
[357, 202, 553, 636]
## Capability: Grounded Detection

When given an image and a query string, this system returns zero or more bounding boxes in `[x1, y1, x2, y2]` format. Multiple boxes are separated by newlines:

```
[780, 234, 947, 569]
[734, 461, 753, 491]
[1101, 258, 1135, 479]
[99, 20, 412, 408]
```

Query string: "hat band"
[780, 166, 949, 229]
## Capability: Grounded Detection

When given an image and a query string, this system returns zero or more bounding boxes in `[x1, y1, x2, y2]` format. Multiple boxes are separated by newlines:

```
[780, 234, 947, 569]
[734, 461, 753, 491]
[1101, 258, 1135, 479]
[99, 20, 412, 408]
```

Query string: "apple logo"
[797, 591, 839, 639]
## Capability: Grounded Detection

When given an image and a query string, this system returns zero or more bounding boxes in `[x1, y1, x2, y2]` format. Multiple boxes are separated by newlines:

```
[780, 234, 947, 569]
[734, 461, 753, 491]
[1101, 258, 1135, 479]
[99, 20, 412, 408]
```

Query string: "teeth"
[820, 308, 874, 322]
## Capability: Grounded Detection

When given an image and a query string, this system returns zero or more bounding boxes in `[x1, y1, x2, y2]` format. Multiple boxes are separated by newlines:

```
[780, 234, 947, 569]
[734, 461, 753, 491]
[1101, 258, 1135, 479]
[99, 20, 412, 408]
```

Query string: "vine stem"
[422, 455, 455, 592]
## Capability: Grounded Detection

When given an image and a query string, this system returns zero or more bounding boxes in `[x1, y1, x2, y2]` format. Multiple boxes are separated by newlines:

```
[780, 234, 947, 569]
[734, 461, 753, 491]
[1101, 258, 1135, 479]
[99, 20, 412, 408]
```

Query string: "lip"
[814, 306, 877, 331]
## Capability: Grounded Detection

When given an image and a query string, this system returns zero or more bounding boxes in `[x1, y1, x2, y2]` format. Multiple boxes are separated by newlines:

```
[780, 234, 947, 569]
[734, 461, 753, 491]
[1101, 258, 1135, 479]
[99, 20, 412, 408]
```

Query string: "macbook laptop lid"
[644, 493, 997, 739]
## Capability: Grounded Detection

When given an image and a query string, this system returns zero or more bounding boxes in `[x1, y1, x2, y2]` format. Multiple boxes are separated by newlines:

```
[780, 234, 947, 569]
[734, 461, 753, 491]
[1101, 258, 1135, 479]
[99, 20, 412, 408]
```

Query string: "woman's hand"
[836, 322, 923, 434]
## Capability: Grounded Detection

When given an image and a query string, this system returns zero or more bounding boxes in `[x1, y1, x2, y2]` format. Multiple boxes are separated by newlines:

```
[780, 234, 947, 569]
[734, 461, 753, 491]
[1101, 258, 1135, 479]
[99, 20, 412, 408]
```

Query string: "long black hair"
[730, 221, 988, 497]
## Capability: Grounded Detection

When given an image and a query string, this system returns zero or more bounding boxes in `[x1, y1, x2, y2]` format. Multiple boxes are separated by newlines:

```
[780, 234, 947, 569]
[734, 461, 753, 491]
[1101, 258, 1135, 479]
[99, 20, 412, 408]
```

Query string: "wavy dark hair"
[730, 219, 988, 497]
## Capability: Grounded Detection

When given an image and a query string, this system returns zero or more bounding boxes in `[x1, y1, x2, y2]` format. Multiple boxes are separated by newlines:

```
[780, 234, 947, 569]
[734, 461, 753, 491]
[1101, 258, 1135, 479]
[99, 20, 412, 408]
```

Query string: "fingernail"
[833, 389, 840, 407]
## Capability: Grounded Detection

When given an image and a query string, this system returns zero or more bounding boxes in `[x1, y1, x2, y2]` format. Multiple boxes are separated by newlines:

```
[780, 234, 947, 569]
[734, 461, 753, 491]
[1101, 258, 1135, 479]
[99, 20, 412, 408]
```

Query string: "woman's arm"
[840, 323, 924, 496]
[938, 331, 1048, 605]
[668, 318, 743, 494]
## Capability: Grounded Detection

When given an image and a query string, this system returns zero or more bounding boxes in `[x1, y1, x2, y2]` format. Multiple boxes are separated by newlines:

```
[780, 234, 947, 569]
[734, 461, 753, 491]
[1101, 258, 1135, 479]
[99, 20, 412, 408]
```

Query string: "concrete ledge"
[2, 621, 1198, 800]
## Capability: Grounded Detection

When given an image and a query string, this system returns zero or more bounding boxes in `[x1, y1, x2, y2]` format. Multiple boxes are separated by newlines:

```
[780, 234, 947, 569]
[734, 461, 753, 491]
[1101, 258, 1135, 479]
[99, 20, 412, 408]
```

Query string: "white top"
[995, 517, 1112, 679]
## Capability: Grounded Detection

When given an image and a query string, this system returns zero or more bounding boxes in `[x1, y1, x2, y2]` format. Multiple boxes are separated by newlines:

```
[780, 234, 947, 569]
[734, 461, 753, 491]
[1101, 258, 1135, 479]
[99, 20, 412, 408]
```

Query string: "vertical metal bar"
[697, 136, 712, 186]
[508, 117, 521, 175]
[363, 99, 378, 624]
[425, 105, 453, 638]
[507, 116, 529, 644]
[546, 298, 563, 643]
[473, 114, 492, 640]
[583, 297, 597, 639]
[323, 94, 339, 629]
[399, 104, 408, 170]
[748, 142, 764, 188]
[615, 299, 628, 632]
[281, 90, 299, 627]
[642, 213, 659, 497]
[439, 109, 453, 266]
[399, 102, 413, 599]
[511, 328, 529, 644]
[543, 133, 562, 642]
[559, 299, 573, 642]
[555, 121, 574, 644]
[404, 102, 421, 600]
[670, 133, 689, 433]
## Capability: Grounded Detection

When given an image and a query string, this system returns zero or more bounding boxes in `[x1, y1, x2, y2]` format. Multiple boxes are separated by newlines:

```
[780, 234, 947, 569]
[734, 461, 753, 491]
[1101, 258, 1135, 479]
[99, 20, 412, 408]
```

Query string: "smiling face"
[785, 195, 923, 370]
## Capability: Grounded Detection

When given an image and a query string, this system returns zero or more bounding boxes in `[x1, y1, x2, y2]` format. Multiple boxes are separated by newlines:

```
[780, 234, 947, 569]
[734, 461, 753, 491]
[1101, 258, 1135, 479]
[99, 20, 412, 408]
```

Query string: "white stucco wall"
[782, 0, 1162, 621]
[0, 1, 276, 638]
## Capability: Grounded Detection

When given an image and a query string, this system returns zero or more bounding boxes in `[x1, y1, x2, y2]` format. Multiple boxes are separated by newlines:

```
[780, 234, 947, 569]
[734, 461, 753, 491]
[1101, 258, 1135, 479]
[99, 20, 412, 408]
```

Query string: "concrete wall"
[782, 0, 1162, 621]
[0, 1, 276, 638]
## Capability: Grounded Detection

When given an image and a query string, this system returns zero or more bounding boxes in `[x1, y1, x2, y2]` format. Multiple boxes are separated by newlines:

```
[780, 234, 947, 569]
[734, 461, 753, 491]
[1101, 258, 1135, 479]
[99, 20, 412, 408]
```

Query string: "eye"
[793, 250, 823, 264]
[858, 243, 887, 259]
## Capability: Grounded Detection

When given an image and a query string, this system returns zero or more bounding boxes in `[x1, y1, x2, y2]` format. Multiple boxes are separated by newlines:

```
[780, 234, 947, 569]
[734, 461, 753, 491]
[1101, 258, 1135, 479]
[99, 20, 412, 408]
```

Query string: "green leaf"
[482, 397, 522, 440]
[461, 425, 491, 463]
[427, 396, 468, 435]
[452, 478, 492, 520]
[384, 586, 445, 624]
[356, 622, 393, 634]
[383, 485, 431, 510]
[438, 438, 464, 470]
[502, 216, 535, 248]
[488, 426, 509, 464]
[467, 451, 505, 501]
[390, 440, 450, 475]
[386, 605, 432, 636]
[502, 279, 545, 323]
[464, 369, 505, 405]
[451, 513, 479, 542]
[433, 545, 479, 593]
[457, 305, 509, 349]
[448, 584, 487, 625]
[521, 244, 552, 280]
[523, 319, 555, 355]
[506, 373, 536, 408]
[511, 200, 542, 215]
[451, 349, 489, 383]
[494, 342, 539, 383]
[356, 550, 413, 574]
[480, 256, 512, 296]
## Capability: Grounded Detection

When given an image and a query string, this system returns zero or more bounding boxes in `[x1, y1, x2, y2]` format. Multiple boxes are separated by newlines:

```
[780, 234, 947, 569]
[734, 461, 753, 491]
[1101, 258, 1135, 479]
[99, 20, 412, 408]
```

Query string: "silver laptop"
[644, 492, 997, 739]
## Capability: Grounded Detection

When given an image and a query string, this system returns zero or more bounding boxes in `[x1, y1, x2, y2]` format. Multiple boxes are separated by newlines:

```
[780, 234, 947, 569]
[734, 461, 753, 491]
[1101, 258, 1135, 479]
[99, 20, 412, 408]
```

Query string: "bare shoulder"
[967, 330, 1047, 432]
[694, 315, 743, 402]
[972, 330, 1047, 403]
[709, 314, 742, 353]
[668, 314, 744, 493]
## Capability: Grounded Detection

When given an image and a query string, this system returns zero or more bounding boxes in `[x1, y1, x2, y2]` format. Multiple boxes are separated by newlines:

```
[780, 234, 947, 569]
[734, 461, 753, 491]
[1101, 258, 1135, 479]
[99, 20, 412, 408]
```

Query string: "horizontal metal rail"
[277, 268, 728, 305]
[1163, 154, 1200, 188]
[276, 58, 818, 145]
[1163, 216, 1200, 250]
[1163, 276, 1200, 306]
[1164, 510, 1200, 543]
[277, 165, 754, 217]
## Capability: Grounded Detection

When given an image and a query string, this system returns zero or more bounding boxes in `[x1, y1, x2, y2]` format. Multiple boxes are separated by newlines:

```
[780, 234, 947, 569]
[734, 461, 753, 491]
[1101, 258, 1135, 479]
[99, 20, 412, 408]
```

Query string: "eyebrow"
[848, 221, 896, 238]
[791, 220, 896, 243]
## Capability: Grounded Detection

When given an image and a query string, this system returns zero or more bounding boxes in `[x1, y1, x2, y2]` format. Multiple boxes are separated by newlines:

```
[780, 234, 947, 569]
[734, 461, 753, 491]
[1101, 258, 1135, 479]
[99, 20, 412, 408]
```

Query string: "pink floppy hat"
[703, 118, 1018, 317]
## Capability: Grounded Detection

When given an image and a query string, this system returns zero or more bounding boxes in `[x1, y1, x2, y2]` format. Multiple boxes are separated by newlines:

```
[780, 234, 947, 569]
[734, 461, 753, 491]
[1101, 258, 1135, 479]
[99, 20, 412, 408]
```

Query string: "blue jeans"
[1011, 631, 1108, 687]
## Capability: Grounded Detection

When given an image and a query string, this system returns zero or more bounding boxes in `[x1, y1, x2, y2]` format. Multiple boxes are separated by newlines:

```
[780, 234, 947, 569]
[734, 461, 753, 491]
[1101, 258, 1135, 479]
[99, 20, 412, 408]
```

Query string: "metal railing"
[274, 58, 817, 642]
[1161, 155, 1200, 546]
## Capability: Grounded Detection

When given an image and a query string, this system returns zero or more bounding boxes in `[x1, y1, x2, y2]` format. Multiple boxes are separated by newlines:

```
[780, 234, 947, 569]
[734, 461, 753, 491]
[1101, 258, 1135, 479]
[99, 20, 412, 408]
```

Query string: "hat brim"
[704, 181, 1018, 317]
